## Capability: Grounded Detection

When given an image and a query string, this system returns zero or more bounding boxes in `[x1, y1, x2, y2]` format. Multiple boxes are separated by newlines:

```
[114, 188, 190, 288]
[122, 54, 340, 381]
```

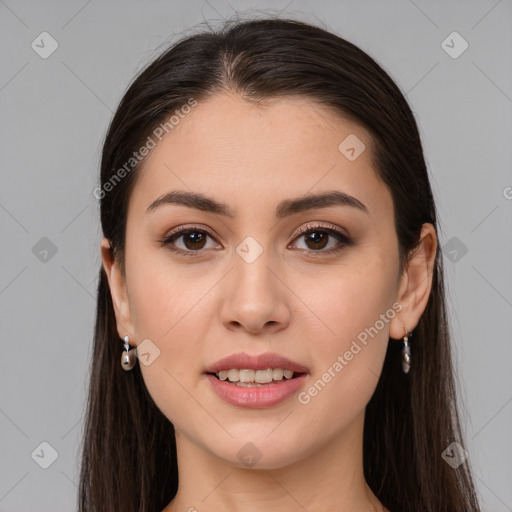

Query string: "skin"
[101, 92, 436, 512]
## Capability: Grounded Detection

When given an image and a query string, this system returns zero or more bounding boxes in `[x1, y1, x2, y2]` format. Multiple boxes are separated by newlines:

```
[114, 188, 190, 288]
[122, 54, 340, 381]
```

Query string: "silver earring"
[121, 335, 137, 371]
[401, 328, 411, 374]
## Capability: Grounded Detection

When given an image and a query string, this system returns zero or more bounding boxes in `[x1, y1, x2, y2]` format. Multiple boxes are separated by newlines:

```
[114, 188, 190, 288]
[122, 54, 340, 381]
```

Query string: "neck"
[163, 411, 387, 512]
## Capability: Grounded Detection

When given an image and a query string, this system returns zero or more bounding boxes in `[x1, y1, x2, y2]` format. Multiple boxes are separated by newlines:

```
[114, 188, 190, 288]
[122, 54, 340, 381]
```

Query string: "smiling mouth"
[207, 368, 305, 387]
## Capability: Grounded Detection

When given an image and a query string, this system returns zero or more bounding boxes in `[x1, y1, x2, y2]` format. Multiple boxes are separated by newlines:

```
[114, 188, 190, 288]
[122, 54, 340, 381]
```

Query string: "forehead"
[127, 93, 392, 223]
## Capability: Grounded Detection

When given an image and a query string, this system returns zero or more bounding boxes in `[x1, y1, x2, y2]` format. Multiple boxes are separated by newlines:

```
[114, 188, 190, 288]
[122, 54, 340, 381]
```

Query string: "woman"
[79, 16, 481, 512]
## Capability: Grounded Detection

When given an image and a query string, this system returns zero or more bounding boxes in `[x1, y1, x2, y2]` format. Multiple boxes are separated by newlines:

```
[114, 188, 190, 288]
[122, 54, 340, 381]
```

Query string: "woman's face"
[106, 93, 407, 469]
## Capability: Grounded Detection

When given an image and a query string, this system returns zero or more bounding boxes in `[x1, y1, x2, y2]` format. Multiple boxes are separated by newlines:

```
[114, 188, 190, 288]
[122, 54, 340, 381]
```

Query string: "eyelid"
[160, 221, 352, 256]
[163, 222, 348, 242]
[293, 221, 349, 238]
[288, 222, 352, 254]
[163, 224, 222, 250]
[165, 223, 218, 240]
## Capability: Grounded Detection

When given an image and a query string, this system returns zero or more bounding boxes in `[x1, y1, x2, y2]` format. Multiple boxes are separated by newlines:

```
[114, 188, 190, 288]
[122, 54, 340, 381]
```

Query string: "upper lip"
[204, 352, 309, 374]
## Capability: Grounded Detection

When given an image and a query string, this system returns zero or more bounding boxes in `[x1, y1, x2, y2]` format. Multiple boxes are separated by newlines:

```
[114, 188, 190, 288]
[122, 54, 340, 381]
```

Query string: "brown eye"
[302, 230, 330, 250]
[291, 224, 352, 254]
[179, 230, 207, 250]
[160, 226, 220, 257]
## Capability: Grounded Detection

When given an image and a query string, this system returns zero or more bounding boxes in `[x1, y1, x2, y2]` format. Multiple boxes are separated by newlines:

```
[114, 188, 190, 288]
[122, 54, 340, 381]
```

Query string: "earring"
[401, 327, 411, 374]
[121, 335, 137, 371]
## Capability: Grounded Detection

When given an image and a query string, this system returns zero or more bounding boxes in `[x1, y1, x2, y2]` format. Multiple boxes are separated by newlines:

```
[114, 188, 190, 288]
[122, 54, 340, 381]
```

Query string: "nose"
[219, 248, 291, 335]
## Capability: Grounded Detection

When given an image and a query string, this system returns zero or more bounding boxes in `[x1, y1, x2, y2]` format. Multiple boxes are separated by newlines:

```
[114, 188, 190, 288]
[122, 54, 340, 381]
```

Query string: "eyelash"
[158, 222, 352, 258]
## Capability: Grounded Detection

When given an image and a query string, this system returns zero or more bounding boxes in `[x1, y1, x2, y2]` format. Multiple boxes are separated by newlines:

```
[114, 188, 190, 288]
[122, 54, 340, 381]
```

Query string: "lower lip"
[204, 373, 308, 408]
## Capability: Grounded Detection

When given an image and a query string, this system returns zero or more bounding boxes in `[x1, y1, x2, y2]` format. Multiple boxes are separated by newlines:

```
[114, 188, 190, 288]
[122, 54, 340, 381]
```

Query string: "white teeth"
[214, 368, 297, 383]
[255, 369, 273, 383]
[239, 369, 255, 382]
[272, 368, 284, 380]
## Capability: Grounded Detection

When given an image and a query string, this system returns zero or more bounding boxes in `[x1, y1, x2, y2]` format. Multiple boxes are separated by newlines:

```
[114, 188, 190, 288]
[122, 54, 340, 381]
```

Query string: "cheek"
[126, 242, 207, 338]
[125, 246, 241, 431]
[305, 249, 397, 349]
[297, 253, 396, 414]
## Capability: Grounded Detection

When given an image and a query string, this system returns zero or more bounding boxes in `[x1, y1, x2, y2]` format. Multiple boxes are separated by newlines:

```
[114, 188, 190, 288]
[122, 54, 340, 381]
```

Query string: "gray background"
[1, 0, 511, 510]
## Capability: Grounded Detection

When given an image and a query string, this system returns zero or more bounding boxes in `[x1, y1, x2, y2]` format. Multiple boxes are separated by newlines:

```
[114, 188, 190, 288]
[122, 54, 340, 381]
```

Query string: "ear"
[389, 223, 437, 340]
[100, 237, 136, 342]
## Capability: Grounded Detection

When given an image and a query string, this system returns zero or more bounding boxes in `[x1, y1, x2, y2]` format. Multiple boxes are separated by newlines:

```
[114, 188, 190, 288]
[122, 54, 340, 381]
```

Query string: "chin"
[209, 434, 309, 470]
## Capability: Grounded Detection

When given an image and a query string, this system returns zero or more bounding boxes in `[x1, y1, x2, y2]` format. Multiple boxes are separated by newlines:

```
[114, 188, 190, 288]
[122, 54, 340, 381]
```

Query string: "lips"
[204, 352, 310, 374]
[203, 352, 310, 408]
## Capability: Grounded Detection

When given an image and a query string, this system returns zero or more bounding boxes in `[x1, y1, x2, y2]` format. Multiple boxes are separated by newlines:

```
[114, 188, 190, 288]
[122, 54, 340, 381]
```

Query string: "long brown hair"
[79, 15, 481, 511]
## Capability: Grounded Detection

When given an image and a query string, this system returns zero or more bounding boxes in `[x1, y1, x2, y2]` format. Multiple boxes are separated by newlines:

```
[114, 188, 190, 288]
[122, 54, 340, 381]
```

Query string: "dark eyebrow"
[146, 191, 236, 217]
[275, 190, 368, 218]
[146, 190, 368, 218]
